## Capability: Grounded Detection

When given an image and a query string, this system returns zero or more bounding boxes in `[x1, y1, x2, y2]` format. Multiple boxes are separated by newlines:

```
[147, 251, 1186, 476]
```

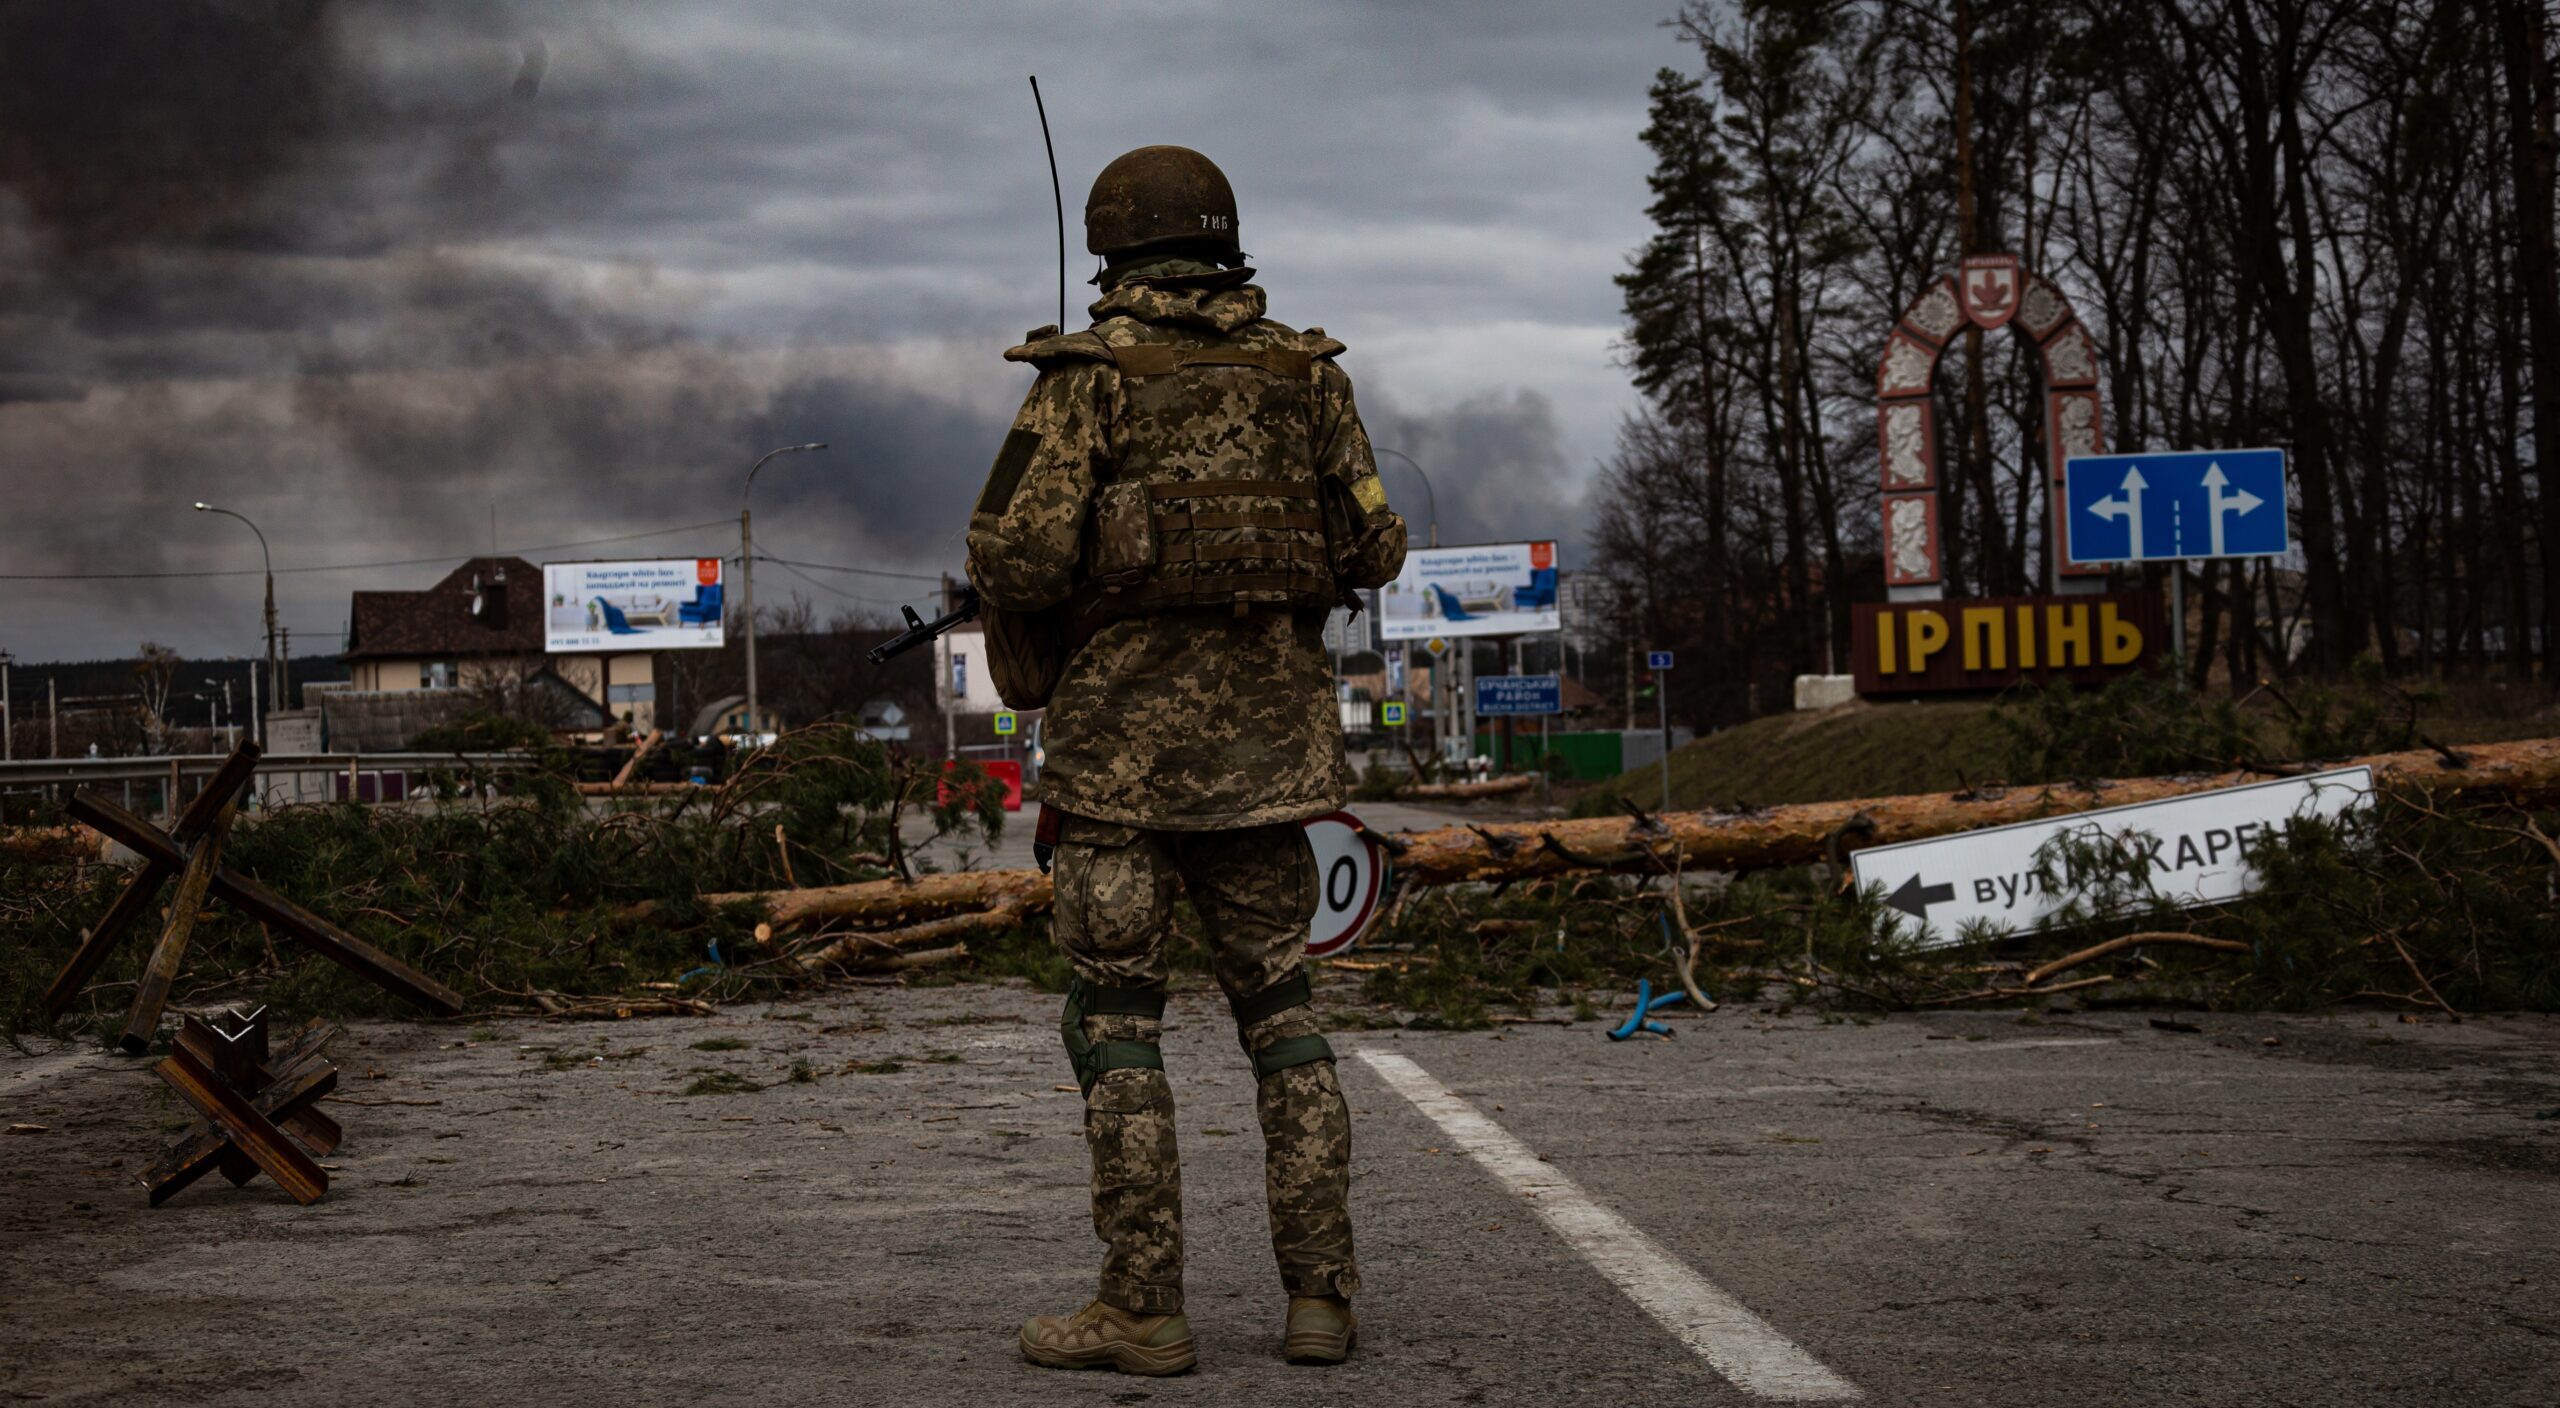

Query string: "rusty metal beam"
[117, 802, 236, 1054]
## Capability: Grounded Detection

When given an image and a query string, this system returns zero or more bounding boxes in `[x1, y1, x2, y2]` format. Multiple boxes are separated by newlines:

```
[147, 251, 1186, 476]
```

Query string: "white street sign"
[1849, 768, 2374, 948]
[1304, 810, 1388, 958]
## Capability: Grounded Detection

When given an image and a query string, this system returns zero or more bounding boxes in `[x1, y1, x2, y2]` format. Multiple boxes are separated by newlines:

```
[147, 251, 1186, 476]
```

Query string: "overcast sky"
[0, 0, 1681, 664]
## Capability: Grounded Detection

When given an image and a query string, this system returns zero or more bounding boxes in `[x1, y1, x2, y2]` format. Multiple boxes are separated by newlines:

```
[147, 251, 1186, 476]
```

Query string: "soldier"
[965, 144, 1407, 1376]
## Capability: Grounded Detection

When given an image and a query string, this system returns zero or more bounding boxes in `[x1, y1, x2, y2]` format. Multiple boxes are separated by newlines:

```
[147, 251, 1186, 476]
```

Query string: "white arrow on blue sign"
[2064, 447, 2289, 564]
[1646, 650, 1675, 670]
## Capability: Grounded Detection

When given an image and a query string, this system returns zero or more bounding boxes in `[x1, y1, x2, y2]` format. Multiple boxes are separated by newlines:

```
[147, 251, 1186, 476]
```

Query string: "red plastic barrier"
[939, 758, 1025, 812]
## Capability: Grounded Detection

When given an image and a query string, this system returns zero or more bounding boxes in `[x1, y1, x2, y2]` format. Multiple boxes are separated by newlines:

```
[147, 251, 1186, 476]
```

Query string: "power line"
[762, 558, 938, 610]
[0, 519, 735, 582]
[749, 552, 947, 584]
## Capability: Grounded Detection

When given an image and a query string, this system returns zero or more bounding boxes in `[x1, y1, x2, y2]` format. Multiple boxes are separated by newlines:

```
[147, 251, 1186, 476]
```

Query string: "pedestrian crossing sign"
[1381, 701, 1407, 727]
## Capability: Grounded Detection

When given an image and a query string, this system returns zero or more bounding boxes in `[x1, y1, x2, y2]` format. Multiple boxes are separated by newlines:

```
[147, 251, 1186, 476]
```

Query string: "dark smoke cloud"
[1367, 387, 1582, 554]
[0, 0, 1660, 662]
[0, 1, 992, 657]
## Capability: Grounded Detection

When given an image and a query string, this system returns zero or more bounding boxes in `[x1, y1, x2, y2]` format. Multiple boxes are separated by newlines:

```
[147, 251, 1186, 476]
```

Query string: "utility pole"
[48, 674, 58, 758]
[2, 648, 13, 762]
[941, 574, 960, 760]
[740, 441, 827, 746]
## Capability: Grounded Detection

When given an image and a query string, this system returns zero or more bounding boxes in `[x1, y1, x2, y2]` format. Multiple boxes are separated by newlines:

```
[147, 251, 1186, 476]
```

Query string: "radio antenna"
[1029, 75, 1065, 330]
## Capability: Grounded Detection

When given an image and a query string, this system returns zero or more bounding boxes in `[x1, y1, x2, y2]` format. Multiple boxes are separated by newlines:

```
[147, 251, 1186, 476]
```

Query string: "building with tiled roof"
[340, 557, 657, 740]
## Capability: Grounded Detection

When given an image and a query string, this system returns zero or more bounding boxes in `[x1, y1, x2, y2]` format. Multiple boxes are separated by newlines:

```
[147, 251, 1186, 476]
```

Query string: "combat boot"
[1283, 1295, 1357, 1364]
[1019, 1300, 1196, 1375]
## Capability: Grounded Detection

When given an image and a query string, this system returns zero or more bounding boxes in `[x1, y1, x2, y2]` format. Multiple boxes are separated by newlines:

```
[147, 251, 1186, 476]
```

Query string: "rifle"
[867, 584, 982, 665]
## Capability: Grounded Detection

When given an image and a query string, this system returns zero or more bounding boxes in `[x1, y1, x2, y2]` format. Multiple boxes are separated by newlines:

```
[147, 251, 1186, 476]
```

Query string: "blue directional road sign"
[2065, 448, 2288, 564]
[1646, 650, 1675, 670]
[1475, 675, 1563, 717]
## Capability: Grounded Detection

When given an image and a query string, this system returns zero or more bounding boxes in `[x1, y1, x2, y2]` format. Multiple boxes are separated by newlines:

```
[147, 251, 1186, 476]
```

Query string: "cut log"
[1406, 775, 1535, 800]
[0, 825, 113, 865]
[574, 780, 704, 796]
[704, 868, 1053, 933]
[791, 895, 1034, 972]
[612, 729, 663, 788]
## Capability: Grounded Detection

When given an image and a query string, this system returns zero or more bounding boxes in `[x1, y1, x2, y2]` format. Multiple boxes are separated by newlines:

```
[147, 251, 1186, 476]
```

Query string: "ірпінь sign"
[1849, 768, 2373, 948]
[1851, 592, 2164, 696]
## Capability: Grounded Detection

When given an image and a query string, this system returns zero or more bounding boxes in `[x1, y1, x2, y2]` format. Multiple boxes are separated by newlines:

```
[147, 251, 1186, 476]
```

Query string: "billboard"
[544, 559, 726, 653]
[1378, 541, 1560, 641]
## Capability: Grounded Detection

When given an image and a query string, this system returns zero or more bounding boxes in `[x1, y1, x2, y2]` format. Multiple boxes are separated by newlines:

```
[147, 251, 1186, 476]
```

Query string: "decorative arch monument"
[1874, 254, 2108, 600]
[1851, 254, 2163, 694]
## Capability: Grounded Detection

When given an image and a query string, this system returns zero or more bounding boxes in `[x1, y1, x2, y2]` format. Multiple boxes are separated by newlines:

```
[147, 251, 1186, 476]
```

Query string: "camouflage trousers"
[1051, 813, 1359, 1316]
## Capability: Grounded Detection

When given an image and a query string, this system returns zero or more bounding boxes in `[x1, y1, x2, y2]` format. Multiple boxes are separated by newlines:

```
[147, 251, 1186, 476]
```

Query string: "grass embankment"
[1577, 676, 2560, 813]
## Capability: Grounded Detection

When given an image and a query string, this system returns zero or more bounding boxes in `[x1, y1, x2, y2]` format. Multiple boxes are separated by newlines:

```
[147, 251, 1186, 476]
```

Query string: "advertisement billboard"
[544, 559, 726, 653]
[1378, 541, 1560, 641]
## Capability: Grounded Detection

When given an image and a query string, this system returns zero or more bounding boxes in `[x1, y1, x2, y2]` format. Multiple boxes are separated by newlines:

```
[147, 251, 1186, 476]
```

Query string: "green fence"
[1471, 729, 1626, 780]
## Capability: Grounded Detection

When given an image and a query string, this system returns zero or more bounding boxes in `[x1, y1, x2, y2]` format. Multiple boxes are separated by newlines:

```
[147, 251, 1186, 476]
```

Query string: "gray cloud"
[0, 0, 1670, 661]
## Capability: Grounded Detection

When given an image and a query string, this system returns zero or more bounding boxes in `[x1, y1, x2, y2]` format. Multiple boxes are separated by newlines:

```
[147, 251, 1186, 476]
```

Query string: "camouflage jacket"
[965, 278, 1407, 830]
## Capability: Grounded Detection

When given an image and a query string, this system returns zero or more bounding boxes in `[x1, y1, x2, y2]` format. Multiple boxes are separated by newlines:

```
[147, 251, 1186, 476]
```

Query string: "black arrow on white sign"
[1886, 874, 1956, 919]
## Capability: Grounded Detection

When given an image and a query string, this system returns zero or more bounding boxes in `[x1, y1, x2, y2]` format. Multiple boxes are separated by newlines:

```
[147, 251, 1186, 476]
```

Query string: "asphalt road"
[5, 989, 2556, 1406]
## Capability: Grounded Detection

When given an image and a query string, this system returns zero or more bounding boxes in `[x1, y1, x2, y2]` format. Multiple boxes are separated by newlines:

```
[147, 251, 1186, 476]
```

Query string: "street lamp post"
[1373, 447, 1437, 548]
[1, 648, 13, 763]
[740, 442, 828, 747]
[1373, 448, 1440, 763]
[193, 502, 277, 746]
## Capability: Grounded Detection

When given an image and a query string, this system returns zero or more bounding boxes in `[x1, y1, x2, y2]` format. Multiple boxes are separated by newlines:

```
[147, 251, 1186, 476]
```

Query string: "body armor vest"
[1079, 329, 1339, 617]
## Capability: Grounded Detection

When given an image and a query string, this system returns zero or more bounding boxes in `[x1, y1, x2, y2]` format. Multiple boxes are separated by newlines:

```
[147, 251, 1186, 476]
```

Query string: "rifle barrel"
[865, 587, 982, 665]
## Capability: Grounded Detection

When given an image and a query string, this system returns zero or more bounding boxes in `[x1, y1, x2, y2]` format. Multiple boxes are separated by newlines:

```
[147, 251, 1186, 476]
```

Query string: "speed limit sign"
[1301, 810, 1388, 958]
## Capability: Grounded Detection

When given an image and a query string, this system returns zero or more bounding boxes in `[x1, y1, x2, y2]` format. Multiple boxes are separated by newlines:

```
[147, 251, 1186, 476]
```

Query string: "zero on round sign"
[1301, 810, 1387, 958]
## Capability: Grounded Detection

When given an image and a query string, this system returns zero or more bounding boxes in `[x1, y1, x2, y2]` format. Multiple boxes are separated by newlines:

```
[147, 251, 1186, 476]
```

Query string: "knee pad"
[1230, 969, 1334, 1081]
[1061, 978, 1166, 1096]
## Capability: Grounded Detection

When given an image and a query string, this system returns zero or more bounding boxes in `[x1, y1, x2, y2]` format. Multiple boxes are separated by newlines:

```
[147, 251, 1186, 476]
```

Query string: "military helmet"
[1084, 145, 1241, 262]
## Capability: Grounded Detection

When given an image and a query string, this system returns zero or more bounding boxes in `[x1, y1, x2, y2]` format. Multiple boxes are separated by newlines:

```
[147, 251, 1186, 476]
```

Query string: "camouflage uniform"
[967, 265, 1405, 1317]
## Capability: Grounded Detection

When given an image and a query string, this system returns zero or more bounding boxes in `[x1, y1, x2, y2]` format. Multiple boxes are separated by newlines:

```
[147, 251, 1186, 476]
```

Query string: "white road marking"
[1355, 1049, 1860, 1401]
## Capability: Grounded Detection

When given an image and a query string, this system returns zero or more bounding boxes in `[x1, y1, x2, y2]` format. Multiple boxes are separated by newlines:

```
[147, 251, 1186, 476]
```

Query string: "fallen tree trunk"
[1389, 736, 2560, 886]
[704, 868, 1053, 933]
[0, 826, 110, 864]
[688, 735, 2560, 929]
[1405, 775, 1535, 800]
[789, 895, 1036, 972]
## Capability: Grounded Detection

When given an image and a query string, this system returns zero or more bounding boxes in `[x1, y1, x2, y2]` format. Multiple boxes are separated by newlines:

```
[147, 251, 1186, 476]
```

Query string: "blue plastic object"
[1606, 978, 1690, 1041]
[677, 937, 726, 985]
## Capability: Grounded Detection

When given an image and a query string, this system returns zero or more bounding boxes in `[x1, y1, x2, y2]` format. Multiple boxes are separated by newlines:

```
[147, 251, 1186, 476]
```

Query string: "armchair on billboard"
[1378, 542, 1560, 641]
[545, 559, 727, 652]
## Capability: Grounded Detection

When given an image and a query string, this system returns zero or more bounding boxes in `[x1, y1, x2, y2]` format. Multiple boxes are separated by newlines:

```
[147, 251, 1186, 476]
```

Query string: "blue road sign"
[1381, 701, 1407, 727]
[2065, 448, 2289, 564]
[1476, 675, 1563, 717]
[1646, 650, 1675, 670]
